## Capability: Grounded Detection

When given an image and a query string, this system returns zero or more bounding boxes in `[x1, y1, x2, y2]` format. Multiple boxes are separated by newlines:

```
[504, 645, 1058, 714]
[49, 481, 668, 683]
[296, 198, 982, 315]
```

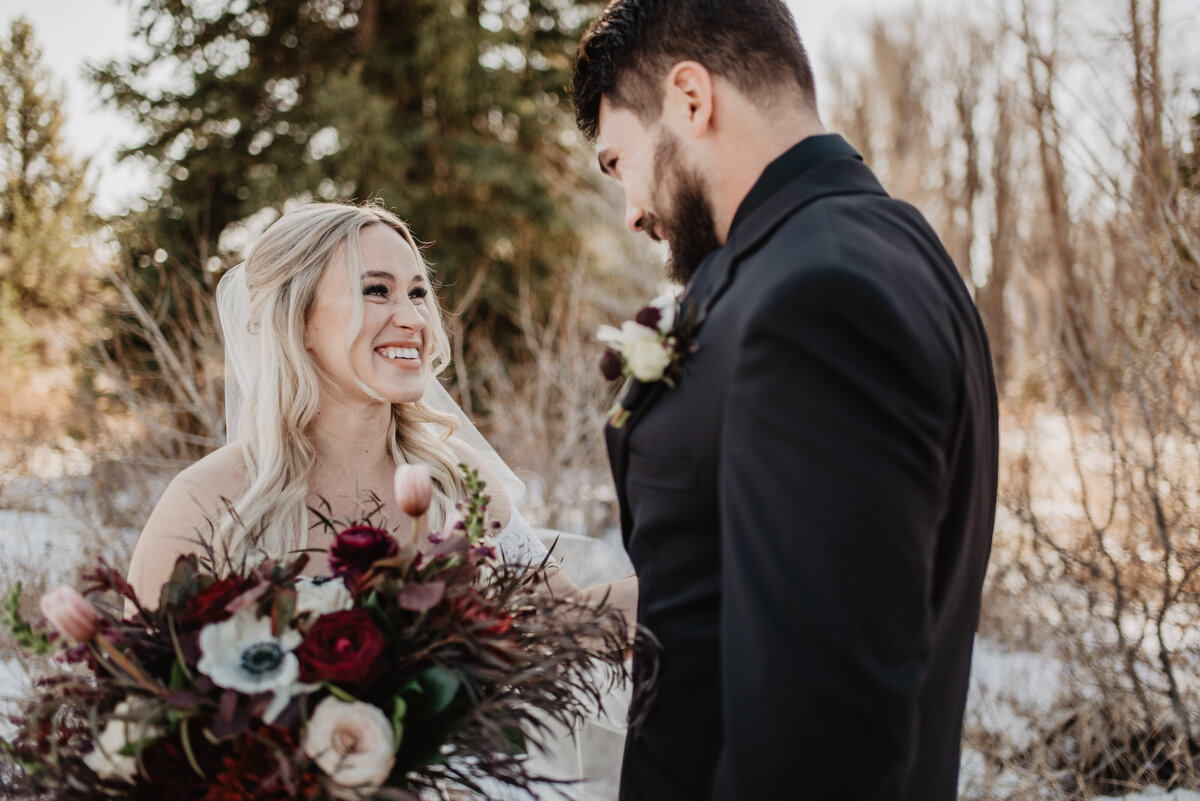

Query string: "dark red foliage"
[180, 576, 256, 629]
[451, 595, 513, 637]
[202, 728, 322, 801]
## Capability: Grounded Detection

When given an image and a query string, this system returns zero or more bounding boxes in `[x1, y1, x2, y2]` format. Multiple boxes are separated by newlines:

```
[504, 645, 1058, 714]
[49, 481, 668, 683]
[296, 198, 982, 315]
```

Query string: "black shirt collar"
[729, 133, 862, 235]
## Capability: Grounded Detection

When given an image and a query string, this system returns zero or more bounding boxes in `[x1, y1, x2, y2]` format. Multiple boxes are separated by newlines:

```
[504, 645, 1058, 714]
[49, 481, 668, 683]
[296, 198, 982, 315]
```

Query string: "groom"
[571, 2, 999, 799]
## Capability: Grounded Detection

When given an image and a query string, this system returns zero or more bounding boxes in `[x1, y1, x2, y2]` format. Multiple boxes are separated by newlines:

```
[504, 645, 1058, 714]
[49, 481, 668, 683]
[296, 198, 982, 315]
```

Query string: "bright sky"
[0, 0, 963, 214]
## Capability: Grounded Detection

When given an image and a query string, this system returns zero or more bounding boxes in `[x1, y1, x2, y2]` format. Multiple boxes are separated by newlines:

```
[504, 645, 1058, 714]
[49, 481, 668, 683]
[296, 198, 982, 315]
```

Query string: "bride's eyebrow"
[362, 270, 395, 281]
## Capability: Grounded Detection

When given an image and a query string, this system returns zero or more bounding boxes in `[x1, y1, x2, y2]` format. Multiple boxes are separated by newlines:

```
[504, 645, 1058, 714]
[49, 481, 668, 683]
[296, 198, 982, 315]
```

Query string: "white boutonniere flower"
[598, 292, 699, 427]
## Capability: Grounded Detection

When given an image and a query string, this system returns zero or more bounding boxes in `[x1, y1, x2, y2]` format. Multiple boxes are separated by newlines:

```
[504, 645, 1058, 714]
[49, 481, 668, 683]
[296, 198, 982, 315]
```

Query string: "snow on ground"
[0, 657, 32, 741]
[966, 638, 1068, 753]
[1094, 791, 1200, 801]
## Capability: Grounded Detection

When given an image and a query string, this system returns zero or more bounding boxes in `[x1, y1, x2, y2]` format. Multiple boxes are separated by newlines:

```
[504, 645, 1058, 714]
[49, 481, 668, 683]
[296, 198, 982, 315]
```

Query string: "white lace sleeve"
[493, 508, 552, 567]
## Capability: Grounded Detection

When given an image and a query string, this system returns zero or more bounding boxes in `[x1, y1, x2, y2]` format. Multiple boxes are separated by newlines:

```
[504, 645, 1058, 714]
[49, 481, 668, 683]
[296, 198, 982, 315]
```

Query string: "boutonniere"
[598, 292, 699, 428]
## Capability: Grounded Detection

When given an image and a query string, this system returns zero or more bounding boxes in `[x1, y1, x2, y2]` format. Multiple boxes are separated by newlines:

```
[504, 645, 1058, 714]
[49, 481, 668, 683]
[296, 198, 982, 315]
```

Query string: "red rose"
[179, 576, 254, 629]
[295, 609, 386, 685]
[328, 525, 398, 585]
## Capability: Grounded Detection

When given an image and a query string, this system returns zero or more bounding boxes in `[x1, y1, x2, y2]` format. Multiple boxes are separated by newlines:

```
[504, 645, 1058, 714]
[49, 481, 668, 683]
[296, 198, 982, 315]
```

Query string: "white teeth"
[378, 347, 419, 360]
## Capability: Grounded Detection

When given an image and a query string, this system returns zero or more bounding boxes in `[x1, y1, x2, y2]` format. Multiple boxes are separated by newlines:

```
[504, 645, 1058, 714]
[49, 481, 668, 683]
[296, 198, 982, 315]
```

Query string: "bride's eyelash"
[363, 283, 389, 297]
[409, 286, 428, 300]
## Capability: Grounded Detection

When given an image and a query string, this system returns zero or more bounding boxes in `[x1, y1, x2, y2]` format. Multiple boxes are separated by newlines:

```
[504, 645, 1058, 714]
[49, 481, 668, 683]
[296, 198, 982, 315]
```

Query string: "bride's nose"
[391, 297, 425, 331]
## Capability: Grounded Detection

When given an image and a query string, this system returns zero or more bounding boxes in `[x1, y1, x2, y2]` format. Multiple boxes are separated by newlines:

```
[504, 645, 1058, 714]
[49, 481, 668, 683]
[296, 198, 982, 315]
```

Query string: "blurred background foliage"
[92, 0, 605, 349]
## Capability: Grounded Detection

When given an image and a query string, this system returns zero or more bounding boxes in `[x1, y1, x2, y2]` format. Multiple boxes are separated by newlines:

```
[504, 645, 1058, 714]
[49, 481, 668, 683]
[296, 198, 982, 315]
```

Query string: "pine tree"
[94, 0, 600, 343]
[0, 17, 95, 361]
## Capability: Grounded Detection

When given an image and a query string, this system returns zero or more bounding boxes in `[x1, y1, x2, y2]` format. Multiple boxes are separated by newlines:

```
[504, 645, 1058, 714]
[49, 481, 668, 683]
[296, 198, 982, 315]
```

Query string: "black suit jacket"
[609, 136, 999, 801]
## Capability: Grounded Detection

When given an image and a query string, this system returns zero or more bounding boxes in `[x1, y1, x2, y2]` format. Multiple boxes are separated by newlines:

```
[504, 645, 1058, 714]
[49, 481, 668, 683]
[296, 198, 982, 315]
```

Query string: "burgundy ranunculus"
[295, 609, 386, 685]
[328, 526, 398, 585]
[599, 348, 624, 382]
[179, 576, 254, 629]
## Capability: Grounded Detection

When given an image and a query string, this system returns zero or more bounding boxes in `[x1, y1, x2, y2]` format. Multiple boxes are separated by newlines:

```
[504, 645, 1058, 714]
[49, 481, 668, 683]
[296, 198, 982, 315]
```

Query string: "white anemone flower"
[295, 576, 353, 619]
[197, 606, 304, 723]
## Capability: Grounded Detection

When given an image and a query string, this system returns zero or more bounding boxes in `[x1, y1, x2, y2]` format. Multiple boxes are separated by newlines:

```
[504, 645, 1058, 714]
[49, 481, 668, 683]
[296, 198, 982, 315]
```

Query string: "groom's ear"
[663, 61, 714, 139]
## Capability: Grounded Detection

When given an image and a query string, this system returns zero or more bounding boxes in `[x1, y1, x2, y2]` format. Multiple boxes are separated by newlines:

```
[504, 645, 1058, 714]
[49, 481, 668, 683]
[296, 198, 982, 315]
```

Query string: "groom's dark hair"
[571, 0, 816, 141]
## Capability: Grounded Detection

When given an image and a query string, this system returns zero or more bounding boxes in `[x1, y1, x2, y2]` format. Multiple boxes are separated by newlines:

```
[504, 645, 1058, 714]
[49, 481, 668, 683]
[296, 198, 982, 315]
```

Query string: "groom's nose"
[625, 202, 647, 235]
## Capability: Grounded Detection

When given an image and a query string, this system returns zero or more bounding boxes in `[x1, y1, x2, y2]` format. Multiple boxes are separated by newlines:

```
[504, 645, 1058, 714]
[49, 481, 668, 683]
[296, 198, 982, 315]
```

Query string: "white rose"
[295, 577, 353, 619]
[623, 338, 673, 382]
[648, 292, 676, 334]
[304, 697, 396, 791]
[83, 698, 162, 783]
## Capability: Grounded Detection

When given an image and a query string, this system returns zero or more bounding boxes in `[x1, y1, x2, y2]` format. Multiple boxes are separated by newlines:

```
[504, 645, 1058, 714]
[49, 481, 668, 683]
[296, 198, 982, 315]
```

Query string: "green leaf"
[405, 666, 460, 721]
[1, 582, 52, 655]
[169, 660, 189, 691]
[391, 696, 407, 750]
[502, 726, 527, 756]
[322, 682, 358, 703]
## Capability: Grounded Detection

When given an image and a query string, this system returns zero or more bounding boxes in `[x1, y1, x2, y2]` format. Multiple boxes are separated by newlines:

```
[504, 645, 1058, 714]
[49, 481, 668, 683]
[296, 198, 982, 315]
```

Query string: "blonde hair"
[224, 201, 467, 562]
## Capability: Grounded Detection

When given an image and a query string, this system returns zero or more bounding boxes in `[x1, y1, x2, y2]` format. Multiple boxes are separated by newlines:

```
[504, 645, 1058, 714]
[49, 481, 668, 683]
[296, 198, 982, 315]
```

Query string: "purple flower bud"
[600, 349, 624, 381]
[470, 545, 496, 562]
[634, 306, 662, 329]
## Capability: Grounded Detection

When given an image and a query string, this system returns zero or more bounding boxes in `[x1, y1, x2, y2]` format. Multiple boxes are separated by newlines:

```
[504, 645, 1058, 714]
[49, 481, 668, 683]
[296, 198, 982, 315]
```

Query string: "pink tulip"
[394, 464, 433, 517]
[39, 586, 101, 642]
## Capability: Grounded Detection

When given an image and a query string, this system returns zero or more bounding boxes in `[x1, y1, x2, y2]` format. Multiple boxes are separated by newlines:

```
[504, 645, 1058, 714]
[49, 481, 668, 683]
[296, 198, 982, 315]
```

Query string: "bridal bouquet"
[0, 467, 628, 800]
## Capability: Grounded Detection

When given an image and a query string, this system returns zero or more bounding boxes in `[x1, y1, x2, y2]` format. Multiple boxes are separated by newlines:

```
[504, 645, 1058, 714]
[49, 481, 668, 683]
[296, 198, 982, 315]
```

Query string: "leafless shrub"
[85, 262, 226, 468]
[456, 254, 654, 538]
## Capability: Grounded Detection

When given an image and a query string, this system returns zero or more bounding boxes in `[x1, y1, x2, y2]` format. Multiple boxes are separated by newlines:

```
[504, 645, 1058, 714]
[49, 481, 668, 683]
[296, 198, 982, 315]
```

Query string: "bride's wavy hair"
[224, 201, 467, 562]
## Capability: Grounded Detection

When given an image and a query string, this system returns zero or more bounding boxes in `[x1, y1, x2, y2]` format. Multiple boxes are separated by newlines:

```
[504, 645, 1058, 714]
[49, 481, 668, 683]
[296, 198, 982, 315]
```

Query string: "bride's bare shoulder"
[127, 444, 248, 607]
[174, 442, 249, 495]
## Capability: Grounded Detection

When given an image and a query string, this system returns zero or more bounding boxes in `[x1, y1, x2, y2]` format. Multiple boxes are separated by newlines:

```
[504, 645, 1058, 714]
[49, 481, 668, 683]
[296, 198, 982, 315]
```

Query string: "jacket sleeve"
[711, 265, 953, 799]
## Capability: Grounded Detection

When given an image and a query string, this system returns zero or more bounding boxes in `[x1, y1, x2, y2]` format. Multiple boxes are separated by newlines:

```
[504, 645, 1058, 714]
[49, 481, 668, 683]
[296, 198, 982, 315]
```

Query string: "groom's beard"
[649, 133, 721, 285]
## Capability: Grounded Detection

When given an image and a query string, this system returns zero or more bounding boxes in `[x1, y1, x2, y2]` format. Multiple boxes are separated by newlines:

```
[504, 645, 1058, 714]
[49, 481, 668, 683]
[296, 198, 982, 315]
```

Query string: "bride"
[126, 200, 634, 799]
